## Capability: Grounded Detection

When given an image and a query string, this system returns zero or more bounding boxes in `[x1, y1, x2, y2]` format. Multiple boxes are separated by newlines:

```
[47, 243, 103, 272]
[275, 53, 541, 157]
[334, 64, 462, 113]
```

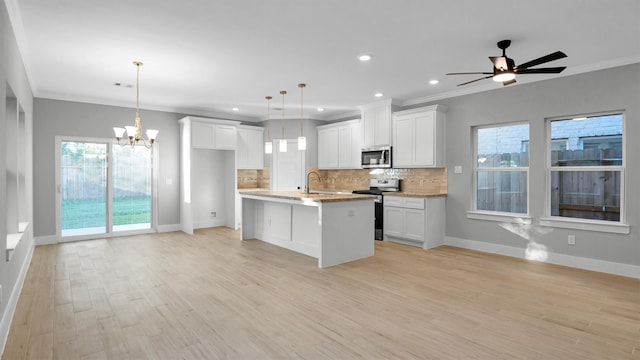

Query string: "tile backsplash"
[238, 167, 447, 194]
[237, 168, 270, 189]
[310, 167, 447, 194]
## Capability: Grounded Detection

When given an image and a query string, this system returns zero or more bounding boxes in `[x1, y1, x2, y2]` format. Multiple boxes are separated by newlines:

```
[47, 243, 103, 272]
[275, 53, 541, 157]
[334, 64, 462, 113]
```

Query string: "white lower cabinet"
[383, 195, 445, 249]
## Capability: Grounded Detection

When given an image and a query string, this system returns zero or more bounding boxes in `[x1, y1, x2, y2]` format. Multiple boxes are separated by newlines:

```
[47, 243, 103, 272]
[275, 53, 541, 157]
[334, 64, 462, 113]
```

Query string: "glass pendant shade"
[279, 139, 287, 152]
[265, 141, 273, 154]
[125, 126, 137, 138]
[113, 127, 126, 139]
[297, 136, 306, 150]
[146, 129, 159, 143]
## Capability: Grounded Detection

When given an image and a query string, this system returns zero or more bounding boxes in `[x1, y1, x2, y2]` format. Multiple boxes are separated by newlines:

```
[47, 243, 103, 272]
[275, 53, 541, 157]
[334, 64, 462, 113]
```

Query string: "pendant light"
[113, 61, 158, 148]
[264, 96, 273, 154]
[279, 90, 287, 152]
[297, 83, 307, 150]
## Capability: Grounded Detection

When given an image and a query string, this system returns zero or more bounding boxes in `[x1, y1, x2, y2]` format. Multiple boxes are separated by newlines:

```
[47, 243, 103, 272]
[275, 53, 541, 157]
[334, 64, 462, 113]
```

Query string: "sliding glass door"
[112, 144, 152, 232]
[58, 138, 154, 240]
[60, 141, 108, 237]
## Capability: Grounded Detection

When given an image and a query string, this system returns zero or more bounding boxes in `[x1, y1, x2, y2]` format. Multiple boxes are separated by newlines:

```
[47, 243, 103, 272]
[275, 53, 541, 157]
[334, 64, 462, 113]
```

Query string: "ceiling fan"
[447, 40, 567, 86]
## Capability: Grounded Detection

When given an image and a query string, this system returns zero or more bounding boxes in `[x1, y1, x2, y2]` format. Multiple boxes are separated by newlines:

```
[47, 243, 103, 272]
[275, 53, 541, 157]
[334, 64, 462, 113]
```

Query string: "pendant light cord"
[280, 90, 286, 138]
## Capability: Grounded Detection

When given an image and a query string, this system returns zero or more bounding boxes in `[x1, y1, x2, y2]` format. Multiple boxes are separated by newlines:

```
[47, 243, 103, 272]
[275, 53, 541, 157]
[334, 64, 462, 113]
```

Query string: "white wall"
[416, 64, 639, 272]
[191, 149, 235, 228]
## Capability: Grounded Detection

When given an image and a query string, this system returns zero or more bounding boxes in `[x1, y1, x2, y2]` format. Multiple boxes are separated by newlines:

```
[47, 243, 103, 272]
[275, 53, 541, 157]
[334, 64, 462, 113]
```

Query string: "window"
[547, 113, 625, 226]
[472, 123, 529, 216]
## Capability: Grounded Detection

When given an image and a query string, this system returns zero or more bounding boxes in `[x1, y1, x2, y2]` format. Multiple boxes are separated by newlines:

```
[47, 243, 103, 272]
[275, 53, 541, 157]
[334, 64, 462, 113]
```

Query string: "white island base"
[240, 192, 375, 268]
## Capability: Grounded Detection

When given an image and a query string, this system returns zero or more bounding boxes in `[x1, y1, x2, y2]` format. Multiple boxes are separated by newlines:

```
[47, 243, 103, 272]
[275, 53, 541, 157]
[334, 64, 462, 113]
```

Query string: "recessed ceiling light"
[359, 54, 372, 61]
[317, 108, 325, 112]
[232, 107, 239, 111]
[429, 80, 439, 85]
[374, 92, 383, 98]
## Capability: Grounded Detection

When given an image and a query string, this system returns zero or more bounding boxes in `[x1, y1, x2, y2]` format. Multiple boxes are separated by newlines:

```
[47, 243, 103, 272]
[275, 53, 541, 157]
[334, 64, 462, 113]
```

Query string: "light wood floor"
[3, 227, 639, 359]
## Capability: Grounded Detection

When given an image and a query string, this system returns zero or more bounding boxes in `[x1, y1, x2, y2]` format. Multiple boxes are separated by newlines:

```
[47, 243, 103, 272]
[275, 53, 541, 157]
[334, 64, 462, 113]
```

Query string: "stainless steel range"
[352, 179, 400, 240]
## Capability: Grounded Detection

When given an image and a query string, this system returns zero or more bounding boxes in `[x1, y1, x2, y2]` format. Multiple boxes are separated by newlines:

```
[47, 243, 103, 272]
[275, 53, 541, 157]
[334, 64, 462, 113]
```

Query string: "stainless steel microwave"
[361, 146, 391, 168]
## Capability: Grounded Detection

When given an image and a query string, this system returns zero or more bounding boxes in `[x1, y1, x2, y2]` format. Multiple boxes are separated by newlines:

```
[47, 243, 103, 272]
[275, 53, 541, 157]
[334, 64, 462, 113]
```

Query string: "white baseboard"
[0, 239, 35, 354]
[157, 224, 181, 233]
[35, 235, 58, 245]
[193, 219, 226, 229]
[445, 236, 640, 279]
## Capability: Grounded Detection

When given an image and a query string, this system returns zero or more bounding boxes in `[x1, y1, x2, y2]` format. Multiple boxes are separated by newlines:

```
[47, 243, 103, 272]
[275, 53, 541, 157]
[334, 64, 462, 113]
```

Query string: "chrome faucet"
[305, 170, 321, 194]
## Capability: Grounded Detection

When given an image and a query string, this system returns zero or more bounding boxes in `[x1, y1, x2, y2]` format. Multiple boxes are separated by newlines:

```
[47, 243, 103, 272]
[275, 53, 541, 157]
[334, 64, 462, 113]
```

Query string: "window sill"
[540, 217, 629, 234]
[466, 211, 532, 224]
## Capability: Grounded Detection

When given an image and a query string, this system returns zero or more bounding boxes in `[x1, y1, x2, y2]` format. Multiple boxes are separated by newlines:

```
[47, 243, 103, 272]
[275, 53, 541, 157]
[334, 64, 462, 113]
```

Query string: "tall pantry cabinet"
[179, 116, 240, 235]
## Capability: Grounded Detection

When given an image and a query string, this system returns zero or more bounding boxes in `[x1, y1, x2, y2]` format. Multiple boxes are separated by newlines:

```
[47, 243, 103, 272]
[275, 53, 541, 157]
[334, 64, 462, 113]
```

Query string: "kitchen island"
[239, 190, 375, 268]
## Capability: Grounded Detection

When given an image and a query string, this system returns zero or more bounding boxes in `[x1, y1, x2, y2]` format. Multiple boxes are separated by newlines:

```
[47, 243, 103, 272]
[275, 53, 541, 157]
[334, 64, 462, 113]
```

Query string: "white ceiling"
[8, 0, 640, 122]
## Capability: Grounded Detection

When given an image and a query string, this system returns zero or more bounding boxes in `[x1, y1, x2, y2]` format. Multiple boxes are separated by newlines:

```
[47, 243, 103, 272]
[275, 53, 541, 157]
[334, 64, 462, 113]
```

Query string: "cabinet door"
[414, 111, 435, 166]
[404, 209, 425, 242]
[393, 115, 414, 167]
[192, 122, 215, 149]
[215, 125, 237, 150]
[237, 128, 264, 169]
[318, 128, 338, 169]
[362, 105, 391, 147]
[337, 126, 352, 168]
[374, 105, 391, 146]
[383, 206, 404, 238]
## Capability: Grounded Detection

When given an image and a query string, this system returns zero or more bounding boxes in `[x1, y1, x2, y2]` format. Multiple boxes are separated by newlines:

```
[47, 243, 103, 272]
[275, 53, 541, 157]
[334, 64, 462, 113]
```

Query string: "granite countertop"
[383, 191, 448, 198]
[238, 190, 376, 203]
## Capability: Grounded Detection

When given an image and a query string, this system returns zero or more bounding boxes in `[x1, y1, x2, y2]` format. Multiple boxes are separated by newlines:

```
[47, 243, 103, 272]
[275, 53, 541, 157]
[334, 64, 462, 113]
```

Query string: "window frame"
[541, 111, 629, 234]
[467, 121, 531, 224]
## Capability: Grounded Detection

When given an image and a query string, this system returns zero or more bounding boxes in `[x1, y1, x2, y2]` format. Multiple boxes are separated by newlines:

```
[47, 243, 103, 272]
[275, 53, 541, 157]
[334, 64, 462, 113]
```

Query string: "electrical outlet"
[454, 165, 463, 174]
[568, 235, 576, 245]
[210, 212, 216, 218]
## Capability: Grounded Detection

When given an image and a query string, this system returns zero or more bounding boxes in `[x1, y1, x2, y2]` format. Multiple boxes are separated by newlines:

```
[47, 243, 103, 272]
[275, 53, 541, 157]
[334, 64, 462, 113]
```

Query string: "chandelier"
[113, 61, 158, 148]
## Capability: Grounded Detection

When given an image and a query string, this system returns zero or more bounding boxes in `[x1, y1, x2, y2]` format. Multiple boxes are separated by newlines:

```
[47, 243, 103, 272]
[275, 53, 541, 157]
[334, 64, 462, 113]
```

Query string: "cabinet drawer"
[383, 196, 403, 207]
[384, 196, 424, 209]
[404, 198, 425, 209]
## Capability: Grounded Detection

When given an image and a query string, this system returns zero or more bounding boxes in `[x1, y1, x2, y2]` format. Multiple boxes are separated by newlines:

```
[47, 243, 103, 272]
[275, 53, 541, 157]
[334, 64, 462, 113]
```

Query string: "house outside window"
[547, 113, 625, 228]
[472, 123, 529, 217]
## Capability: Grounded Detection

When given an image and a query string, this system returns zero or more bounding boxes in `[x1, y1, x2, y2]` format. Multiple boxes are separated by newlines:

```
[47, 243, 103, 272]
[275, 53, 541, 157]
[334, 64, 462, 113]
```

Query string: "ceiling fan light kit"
[447, 39, 567, 87]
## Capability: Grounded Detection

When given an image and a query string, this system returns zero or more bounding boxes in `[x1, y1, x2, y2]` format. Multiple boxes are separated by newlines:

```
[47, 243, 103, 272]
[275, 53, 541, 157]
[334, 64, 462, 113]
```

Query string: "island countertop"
[238, 190, 375, 203]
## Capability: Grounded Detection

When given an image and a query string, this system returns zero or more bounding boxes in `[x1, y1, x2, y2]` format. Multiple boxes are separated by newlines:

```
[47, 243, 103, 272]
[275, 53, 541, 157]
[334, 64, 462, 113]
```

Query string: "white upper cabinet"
[392, 105, 447, 168]
[317, 119, 361, 169]
[237, 125, 265, 170]
[359, 99, 398, 147]
[191, 119, 238, 150]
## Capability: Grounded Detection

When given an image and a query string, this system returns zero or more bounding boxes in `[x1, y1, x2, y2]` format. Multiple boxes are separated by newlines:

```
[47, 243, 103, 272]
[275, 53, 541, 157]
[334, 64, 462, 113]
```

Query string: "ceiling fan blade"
[516, 67, 566, 74]
[490, 56, 508, 70]
[516, 51, 567, 70]
[457, 76, 493, 86]
[446, 72, 493, 75]
[502, 79, 517, 86]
